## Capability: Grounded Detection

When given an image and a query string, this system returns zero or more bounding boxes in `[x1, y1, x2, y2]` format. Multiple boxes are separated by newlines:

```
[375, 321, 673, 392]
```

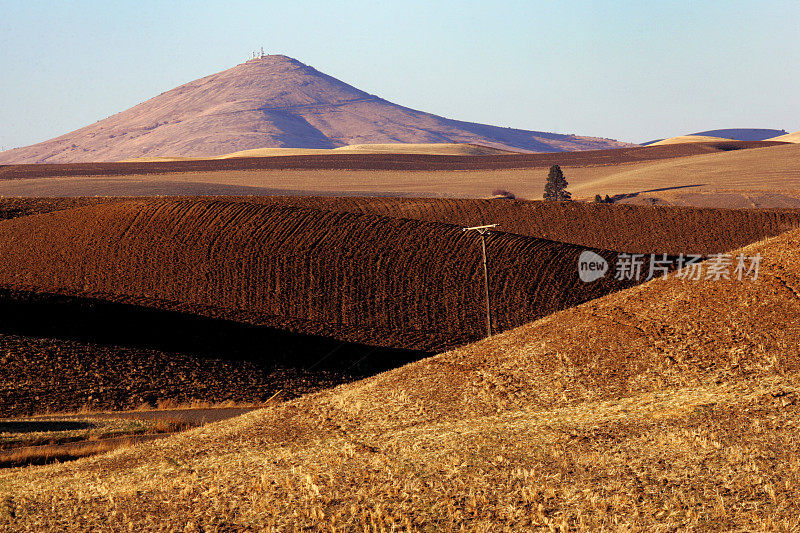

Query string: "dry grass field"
[0, 141, 796, 207]
[649, 135, 733, 145]
[566, 142, 800, 207]
[125, 142, 521, 161]
[1, 224, 798, 530]
[768, 130, 800, 143]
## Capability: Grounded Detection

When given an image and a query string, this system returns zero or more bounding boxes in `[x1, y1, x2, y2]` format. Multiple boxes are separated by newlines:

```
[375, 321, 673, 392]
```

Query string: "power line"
[462, 224, 497, 338]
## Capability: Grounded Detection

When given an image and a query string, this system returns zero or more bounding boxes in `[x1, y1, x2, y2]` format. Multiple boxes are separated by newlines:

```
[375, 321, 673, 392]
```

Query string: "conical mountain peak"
[0, 56, 633, 163]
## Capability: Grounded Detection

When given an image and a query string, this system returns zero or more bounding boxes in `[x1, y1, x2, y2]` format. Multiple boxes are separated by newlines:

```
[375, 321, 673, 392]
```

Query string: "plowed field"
[4, 219, 800, 531]
[0, 199, 643, 351]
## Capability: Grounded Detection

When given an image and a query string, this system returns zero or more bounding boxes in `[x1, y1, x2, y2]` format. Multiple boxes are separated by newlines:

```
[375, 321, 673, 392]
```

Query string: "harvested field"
[0, 409, 250, 468]
[2, 222, 799, 530]
[0, 141, 779, 180]
[1, 141, 797, 208]
[649, 134, 733, 145]
[125, 142, 523, 161]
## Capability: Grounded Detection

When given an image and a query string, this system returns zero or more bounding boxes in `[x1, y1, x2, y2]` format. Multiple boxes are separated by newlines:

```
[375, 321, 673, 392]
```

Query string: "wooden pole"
[480, 231, 491, 337]
[462, 224, 497, 338]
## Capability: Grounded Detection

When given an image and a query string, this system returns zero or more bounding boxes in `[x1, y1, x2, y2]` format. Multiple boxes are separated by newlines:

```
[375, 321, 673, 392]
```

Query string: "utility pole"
[462, 224, 497, 338]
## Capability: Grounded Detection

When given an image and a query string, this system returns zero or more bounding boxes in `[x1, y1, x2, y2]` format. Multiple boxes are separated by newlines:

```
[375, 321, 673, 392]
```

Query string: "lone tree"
[543, 165, 571, 201]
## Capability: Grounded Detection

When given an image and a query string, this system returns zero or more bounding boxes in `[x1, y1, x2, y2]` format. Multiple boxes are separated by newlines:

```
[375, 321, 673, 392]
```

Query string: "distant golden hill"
[124, 143, 521, 162]
[768, 130, 800, 143]
[649, 135, 734, 145]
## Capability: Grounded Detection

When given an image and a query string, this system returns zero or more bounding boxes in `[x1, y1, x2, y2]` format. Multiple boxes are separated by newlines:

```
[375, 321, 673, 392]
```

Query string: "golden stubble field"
[2, 224, 800, 530]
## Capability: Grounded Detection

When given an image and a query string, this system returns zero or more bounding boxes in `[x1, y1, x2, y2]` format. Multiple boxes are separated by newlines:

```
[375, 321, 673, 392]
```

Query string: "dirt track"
[0, 141, 781, 180]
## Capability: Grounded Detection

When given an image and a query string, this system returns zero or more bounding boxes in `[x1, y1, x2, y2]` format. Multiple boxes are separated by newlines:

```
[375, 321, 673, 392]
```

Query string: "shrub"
[491, 189, 516, 199]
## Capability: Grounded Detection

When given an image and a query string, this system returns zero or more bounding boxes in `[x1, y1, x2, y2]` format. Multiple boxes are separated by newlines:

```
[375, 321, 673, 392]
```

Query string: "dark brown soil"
[235, 196, 800, 254]
[0, 199, 651, 351]
[0, 288, 428, 417]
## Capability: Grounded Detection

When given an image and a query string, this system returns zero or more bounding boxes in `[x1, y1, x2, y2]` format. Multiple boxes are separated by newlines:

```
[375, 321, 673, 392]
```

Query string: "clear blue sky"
[1, 0, 798, 149]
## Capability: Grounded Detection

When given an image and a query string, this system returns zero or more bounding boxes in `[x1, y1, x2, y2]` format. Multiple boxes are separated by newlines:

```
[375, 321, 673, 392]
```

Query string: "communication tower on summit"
[247, 47, 267, 61]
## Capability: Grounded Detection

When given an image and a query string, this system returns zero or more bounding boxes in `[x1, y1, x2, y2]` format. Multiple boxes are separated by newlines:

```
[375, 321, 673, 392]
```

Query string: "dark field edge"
[0, 288, 430, 368]
[0, 288, 431, 416]
[0, 141, 783, 179]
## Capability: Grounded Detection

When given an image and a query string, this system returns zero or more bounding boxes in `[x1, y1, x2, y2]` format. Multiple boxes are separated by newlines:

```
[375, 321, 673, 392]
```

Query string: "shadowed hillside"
[0, 287, 432, 416]
[691, 128, 788, 141]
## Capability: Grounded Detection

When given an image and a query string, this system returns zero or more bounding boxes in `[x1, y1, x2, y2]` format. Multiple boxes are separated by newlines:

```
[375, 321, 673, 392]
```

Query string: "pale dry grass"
[0, 417, 186, 469]
[1, 228, 800, 529]
[768, 130, 800, 143]
[216, 142, 517, 158]
[650, 135, 734, 146]
[567, 142, 800, 199]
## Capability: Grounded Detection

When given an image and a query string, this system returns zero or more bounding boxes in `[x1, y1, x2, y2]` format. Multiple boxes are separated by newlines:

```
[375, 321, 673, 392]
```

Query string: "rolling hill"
[767, 129, 800, 143]
[122, 143, 520, 162]
[565, 141, 800, 207]
[3, 215, 799, 530]
[0, 55, 633, 164]
[0, 140, 785, 204]
[649, 135, 734, 145]
[240, 196, 800, 254]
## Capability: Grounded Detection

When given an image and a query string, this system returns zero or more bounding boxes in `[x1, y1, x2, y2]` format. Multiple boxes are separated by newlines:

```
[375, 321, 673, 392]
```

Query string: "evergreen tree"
[543, 165, 571, 201]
